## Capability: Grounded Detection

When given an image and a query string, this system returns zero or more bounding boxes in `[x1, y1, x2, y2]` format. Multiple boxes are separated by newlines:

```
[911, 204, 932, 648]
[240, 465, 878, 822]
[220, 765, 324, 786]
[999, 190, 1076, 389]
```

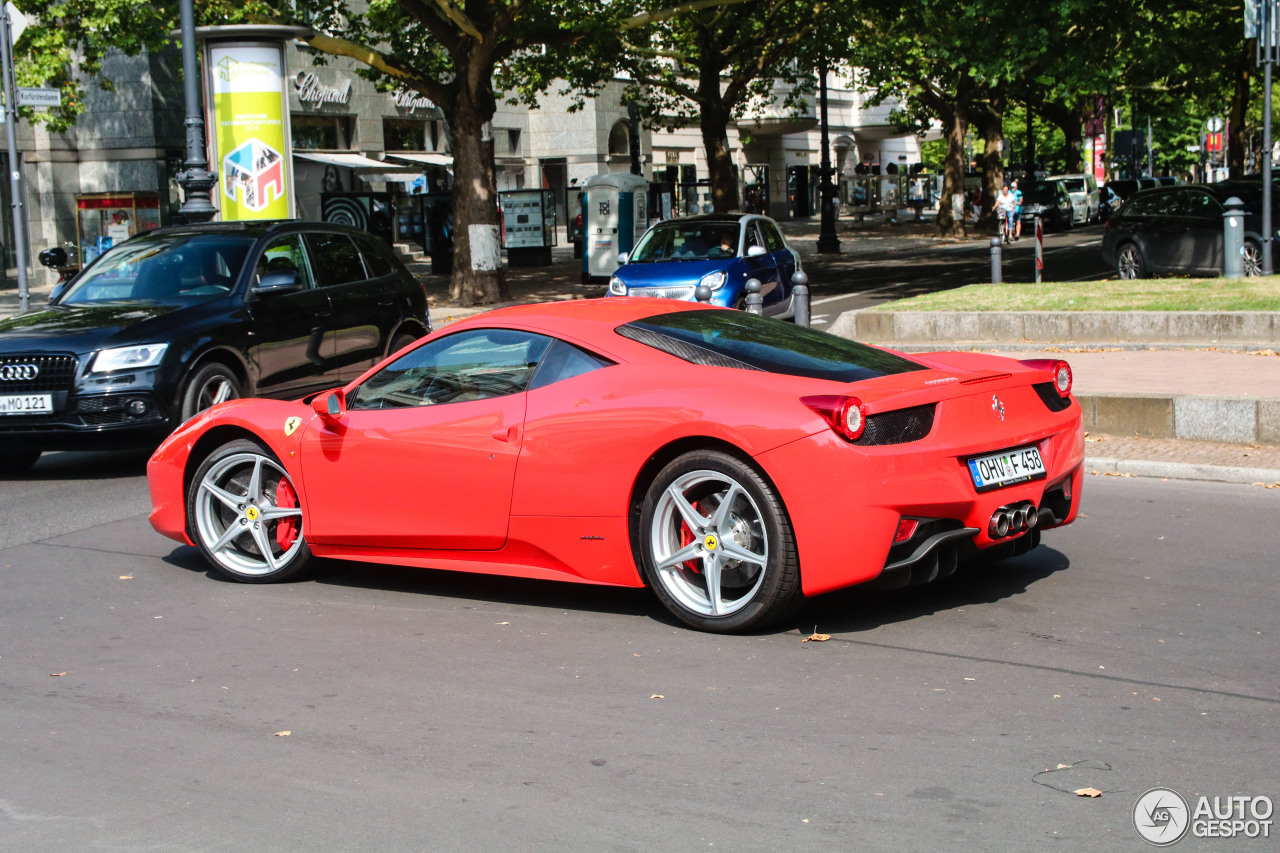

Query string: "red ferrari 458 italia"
[148, 299, 1084, 633]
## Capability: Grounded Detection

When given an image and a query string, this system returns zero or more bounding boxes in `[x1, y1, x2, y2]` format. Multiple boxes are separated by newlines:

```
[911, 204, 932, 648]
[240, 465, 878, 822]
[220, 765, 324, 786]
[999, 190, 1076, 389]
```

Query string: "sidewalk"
[3, 219, 1278, 487]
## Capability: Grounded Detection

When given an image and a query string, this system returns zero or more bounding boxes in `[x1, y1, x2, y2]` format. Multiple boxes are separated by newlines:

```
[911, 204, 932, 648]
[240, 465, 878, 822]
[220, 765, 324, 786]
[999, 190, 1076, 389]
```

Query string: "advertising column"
[206, 42, 294, 220]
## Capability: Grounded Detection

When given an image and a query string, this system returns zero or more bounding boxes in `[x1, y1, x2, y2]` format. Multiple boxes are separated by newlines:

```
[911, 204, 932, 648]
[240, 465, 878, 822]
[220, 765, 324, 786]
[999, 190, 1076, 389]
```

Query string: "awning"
[292, 151, 421, 174]
[384, 152, 454, 167]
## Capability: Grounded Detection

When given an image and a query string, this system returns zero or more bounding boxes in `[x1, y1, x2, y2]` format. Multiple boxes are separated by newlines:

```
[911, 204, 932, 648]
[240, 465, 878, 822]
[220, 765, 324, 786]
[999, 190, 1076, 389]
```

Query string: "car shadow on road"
[789, 546, 1071, 635]
[0, 449, 151, 481]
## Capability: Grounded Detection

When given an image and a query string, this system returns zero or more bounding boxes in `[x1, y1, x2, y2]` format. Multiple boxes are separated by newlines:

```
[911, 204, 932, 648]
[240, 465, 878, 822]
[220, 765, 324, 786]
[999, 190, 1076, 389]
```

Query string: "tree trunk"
[699, 95, 740, 212]
[1037, 99, 1084, 174]
[445, 74, 510, 306]
[1229, 39, 1252, 179]
[936, 102, 968, 238]
[972, 95, 1004, 234]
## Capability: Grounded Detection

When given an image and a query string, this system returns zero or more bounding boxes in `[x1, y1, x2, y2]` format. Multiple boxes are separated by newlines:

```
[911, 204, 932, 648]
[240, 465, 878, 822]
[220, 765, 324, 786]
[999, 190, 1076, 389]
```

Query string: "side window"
[1187, 191, 1221, 219]
[759, 222, 785, 252]
[528, 339, 614, 391]
[349, 328, 552, 410]
[254, 235, 315, 289]
[305, 233, 367, 287]
[353, 232, 395, 278]
[743, 224, 762, 252]
[1122, 195, 1156, 217]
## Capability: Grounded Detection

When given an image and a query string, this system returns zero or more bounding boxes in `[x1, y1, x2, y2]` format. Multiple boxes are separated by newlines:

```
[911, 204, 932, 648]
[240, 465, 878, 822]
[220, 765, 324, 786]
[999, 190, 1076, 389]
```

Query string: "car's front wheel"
[186, 438, 311, 583]
[181, 362, 242, 422]
[639, 450, 801, 632]
[1116, 243, 1145, 280]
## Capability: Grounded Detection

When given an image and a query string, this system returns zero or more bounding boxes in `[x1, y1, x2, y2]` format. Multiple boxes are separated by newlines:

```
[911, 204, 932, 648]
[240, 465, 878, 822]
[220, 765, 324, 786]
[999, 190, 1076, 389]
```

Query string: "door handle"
[491, 425, 519, 443]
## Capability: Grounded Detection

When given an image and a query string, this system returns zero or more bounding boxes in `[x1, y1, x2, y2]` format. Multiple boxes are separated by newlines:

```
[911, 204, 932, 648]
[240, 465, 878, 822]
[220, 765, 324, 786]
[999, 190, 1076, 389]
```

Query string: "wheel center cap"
[245, 506, 260, 522]
[704, 533, 718, 551]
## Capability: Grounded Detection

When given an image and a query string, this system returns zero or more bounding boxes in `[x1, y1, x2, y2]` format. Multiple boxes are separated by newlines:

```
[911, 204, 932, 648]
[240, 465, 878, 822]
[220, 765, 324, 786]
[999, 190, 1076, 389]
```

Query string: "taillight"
[802, 395, 867, 442]
[1019, 358, 1073, 398]
[894, 518, 919, 543]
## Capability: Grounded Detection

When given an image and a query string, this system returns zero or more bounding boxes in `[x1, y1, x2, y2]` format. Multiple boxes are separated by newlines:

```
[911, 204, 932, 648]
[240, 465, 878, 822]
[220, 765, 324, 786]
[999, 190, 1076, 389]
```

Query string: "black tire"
[1242, 239, 1263, 277]
[186, 438, 312, 583]
[0, 449, 41, 474]
[1116, 243, 1145, 280]
[638, 450, 801, 632]
[181, 362, 242, 422]
[388, 331, 419, 359]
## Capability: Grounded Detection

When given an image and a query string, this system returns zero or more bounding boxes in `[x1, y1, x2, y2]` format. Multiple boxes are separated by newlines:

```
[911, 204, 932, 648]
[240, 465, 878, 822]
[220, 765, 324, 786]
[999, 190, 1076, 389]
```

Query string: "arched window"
[608, 121, 630, 157]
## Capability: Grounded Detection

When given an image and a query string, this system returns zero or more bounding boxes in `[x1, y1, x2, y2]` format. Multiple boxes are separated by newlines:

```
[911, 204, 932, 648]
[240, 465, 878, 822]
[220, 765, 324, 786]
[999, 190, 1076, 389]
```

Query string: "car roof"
[140, 220, 374, 240]
[650, 213, 765, 227]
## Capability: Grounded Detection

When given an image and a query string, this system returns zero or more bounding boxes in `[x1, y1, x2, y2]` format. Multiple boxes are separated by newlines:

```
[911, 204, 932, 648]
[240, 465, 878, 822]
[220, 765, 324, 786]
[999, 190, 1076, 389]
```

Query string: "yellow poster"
[207, 44, 292, 220]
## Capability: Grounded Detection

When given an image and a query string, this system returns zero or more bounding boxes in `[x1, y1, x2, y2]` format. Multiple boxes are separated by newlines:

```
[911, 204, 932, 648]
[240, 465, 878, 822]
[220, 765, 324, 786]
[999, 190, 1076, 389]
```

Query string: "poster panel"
[207, 43, 293, 220]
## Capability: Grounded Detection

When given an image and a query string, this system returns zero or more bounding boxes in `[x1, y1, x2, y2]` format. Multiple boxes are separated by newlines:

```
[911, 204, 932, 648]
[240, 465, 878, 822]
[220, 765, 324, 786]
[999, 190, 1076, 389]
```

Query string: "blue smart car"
[606, 214, 802, 318]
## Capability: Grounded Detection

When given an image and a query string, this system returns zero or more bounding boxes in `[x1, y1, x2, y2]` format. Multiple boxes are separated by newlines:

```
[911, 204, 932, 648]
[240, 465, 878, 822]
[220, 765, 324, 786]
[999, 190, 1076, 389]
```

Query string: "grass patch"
[869, 277, 1280, 312]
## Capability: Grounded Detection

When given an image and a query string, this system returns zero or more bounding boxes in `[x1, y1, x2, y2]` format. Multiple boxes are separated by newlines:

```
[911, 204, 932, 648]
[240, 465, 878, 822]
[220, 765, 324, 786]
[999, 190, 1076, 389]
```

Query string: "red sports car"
[148, 299, 1083, 633]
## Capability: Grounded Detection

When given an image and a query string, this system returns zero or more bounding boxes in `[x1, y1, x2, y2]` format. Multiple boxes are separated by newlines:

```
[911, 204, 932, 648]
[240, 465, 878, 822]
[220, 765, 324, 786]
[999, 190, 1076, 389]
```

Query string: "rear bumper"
[756, 410, 1084, 596]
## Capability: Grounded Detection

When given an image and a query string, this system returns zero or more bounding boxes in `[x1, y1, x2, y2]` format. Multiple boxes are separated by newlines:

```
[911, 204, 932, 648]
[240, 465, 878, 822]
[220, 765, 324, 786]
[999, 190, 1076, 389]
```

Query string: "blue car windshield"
[58, 235, 255, 306]
[629, 222, 740, 262]
[619, 309, 926, 382]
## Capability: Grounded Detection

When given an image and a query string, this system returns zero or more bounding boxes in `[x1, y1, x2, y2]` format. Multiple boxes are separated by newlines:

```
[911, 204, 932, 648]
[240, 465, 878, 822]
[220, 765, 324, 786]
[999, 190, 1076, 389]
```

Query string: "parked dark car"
[0, 221, 430, 472]
[1101, 181, 1277, 279]
[1019, 180, 1075, 230]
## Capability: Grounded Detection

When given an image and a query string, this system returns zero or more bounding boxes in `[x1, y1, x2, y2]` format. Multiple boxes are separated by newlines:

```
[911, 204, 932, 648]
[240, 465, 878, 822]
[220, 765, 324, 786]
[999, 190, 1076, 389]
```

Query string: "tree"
[617, 0, 838, 212]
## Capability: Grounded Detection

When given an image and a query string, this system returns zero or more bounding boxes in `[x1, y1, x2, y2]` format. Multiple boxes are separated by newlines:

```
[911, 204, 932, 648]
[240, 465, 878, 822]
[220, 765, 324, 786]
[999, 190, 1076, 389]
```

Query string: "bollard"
[791, 270, 810, 327]
[695, 284, 713, 303]
[989, 237, 1003, 284]
[744, 278, 763, 314]
[1223, 196, 1245, 279]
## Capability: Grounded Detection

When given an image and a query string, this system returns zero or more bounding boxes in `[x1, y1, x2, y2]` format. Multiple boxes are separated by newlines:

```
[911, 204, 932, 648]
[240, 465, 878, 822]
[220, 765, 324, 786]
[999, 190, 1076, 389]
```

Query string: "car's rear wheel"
[187, 438, 311, 583]
[1116, 243, 1145, 280]
[388, 331, 419, 359]
[181, 362, 242, 421]
[639, 450, 801, 632]
[1242, 239, 1263, 277]
[0, 449, 40, 474]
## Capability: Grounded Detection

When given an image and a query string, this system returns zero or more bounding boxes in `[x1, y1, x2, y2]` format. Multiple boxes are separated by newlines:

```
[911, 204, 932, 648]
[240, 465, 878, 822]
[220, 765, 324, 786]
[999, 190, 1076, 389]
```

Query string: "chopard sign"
[0, 364, 39, 380]
[294, 71, 351, 106]
[393, 88, 435, 111]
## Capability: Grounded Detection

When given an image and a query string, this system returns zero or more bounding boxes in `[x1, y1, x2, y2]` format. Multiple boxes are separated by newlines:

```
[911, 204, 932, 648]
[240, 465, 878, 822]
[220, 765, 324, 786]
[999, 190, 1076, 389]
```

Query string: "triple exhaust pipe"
[988, 501, 1038, 539]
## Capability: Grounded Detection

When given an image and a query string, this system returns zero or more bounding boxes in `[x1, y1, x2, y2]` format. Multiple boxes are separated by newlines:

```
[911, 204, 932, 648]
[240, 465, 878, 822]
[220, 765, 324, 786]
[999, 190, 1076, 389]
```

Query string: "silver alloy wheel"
[193, 451, 305, 577]
[648, 469, 769, 617]
[193, 372, 237, 412]
[1116, 245, 1142, 279]
[1242, 242, 1263, 277]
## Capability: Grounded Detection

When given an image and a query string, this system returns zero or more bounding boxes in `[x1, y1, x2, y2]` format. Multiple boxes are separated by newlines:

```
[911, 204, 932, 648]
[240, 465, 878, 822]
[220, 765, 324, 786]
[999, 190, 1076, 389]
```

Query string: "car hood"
[0, 302, 185, 355]
[614, 259, 728, 287]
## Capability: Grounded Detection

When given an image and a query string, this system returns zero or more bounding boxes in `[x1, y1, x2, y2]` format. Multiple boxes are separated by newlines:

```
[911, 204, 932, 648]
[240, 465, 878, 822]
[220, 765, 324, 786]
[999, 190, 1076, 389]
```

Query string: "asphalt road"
[2, 457, 1277, 852]
[806, 223, 1114, 329]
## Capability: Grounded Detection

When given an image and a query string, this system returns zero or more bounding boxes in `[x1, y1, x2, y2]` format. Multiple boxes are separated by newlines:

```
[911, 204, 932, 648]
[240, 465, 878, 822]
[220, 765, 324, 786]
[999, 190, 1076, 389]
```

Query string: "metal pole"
[1264, 0, 1275, 274]
[1, 9, 28, 313]
[175, 0, 216, 222]
[816, 58, 839, 254]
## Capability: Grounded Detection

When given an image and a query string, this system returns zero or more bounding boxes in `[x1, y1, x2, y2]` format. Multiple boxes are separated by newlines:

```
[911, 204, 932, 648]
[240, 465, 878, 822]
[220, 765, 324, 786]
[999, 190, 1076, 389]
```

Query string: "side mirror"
[253, 269, 302, 295]
[616, 252, 628, 265]
[38, 247, 68, 269]
[312, 388, 346, 422]
[746, 245, 767, 258]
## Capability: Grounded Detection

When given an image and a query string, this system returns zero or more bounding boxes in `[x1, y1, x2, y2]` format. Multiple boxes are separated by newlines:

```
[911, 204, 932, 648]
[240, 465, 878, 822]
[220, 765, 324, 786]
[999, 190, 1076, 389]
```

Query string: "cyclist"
[995, 184, 1016, 241]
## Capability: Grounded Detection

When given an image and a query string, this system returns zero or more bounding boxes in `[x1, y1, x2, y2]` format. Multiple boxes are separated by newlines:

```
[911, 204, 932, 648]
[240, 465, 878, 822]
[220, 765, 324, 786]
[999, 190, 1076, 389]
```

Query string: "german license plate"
[0, 393, 53, 415]
[967, 445, 1046, 491]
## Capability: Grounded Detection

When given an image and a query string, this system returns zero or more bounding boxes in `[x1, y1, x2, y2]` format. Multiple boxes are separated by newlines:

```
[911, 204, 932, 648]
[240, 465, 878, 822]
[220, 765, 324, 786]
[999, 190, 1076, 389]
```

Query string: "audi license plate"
[967, 445, 1046, 491]
[0, 394, 53, 415]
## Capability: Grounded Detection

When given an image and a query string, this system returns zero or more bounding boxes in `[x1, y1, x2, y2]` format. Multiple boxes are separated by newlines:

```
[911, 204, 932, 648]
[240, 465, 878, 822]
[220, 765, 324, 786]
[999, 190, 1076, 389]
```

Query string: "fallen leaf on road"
[274, 731, 291, 737]
[650, 694, 664, 699]
[496, 621, 510, 625]
[1057, 763, 1071, 769]
[50, 672, 67, 677]
[119, 575, 133, 580]
[803, 632, 831, 642]
[1075, 788, 1103, 798]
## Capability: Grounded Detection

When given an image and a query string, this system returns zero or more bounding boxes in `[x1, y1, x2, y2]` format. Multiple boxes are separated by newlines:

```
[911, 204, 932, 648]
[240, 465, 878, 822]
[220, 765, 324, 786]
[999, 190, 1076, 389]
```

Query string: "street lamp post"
[175, 0, 216, 222]
[1260, 0, 1276, 274]
[816, 58, 839, 254]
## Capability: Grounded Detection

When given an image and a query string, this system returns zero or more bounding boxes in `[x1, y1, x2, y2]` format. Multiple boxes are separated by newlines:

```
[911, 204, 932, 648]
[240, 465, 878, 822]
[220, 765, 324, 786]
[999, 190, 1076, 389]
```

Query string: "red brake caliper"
[274, 478, 299, 550]
[679, 500, 701, 574]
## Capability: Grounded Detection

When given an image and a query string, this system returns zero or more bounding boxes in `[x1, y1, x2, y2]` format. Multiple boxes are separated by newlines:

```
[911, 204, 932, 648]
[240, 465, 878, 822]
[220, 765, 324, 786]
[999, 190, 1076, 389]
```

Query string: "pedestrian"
[1011, 180, 1023, 241]
[971, 187, 983, 224]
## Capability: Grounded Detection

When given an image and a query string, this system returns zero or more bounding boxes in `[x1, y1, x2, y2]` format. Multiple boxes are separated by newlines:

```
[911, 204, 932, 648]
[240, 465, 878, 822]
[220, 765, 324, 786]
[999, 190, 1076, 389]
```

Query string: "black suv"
[1102, 181, 1277, 279]
[0, 221, 430, 471]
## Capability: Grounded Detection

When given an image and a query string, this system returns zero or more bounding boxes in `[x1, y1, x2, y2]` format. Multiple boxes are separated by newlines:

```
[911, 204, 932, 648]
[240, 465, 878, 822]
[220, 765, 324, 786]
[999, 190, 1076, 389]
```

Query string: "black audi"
[0, 221, 431, 472]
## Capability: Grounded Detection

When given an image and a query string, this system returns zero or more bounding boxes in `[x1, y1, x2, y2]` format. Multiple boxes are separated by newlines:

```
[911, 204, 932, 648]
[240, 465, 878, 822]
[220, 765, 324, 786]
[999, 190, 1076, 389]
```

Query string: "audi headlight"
[608, 276, 627, 296]
[699, 271, 727, 290]
[90, 343, 169, 373]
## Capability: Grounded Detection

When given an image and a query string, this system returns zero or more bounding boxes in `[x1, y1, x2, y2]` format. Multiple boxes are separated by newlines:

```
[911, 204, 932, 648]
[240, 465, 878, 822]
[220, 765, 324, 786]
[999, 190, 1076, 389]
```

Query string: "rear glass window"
[619, 309, 925, 382]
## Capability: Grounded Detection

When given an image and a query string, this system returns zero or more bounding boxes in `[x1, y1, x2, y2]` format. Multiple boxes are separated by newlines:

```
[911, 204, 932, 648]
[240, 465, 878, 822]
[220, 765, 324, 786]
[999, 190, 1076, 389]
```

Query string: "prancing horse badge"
[284, 416, 302, 436]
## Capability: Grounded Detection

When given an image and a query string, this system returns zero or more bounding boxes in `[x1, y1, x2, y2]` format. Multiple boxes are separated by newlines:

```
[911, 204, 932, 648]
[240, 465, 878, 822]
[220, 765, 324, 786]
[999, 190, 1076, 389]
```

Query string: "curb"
[1087, 456, 1280, 487]
[1076, 393, 1280, 447]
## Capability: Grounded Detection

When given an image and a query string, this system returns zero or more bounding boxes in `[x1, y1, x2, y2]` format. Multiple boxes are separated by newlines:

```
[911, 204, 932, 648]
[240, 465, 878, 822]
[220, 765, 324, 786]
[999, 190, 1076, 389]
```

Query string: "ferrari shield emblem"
[284, 416, 302, 436]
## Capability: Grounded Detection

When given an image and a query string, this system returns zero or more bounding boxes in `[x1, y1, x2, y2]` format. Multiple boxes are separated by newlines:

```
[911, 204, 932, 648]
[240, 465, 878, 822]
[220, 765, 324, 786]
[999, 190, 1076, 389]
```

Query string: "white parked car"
[1047, 173, 1100, 224]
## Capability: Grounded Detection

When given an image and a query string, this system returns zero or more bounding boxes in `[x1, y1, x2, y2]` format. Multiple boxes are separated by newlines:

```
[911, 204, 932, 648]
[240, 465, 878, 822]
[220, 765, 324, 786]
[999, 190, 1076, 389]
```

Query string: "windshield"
[58, 234, 255, 306]
[618, 309, 925, 382]
[629, 222, 740, 262]
[1021, 182, 1062, 203]
[1060, 179, 1084, 191]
